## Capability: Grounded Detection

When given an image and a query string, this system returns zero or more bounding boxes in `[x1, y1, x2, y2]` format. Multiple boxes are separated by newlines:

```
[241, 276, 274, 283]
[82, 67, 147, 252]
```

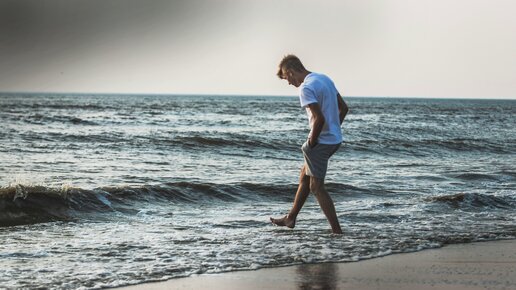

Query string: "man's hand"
[308, 137, 318, 148]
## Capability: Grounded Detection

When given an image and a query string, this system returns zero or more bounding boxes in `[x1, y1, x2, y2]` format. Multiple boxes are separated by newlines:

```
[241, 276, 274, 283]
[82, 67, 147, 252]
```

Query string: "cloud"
[0, 0, 234, 91]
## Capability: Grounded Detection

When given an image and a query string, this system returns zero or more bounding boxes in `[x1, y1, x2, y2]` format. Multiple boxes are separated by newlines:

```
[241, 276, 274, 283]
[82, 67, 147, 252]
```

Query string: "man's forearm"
[307, 103, 326, 147]
[309, 116, 325, 146]
[337, 94, 348, 125]
[339, 104, 348, 124]
[339, 106, 349, 125]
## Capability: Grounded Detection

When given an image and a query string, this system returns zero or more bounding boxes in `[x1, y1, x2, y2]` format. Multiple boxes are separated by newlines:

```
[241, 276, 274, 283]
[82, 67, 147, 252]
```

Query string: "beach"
[2, 0, 516, 287]
[118, 239, 516, 290]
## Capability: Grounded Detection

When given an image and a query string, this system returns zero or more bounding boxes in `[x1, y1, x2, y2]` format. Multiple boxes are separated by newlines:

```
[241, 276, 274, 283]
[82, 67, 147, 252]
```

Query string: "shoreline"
[115, 239, 516, 290]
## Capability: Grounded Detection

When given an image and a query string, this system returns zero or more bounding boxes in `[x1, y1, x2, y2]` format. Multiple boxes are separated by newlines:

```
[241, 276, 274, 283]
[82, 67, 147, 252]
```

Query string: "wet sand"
[117, 239, 516, 290]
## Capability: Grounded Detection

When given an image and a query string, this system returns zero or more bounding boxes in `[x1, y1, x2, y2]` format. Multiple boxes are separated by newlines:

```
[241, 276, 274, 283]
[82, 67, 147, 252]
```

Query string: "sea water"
[0, 94, 515, 289]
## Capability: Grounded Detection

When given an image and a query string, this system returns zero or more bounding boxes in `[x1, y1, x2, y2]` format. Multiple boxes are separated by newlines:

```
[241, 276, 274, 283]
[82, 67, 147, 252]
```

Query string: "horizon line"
[0, 91, 514, 100]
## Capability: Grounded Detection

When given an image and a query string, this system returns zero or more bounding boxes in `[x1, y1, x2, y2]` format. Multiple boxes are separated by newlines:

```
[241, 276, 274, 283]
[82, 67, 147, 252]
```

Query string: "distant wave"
[10, 113, 100, 126]
[9, 132, 304, 154]
[453, 173, 501, 181]
[10, 130, 514, 155]
[346, 137, 515, 155]
[174, 135, 291, 150]
[425, 192, 514, 209]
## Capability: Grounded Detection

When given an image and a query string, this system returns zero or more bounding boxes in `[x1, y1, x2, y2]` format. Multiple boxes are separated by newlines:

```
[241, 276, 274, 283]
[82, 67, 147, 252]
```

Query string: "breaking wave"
[2, 182, 359, 227]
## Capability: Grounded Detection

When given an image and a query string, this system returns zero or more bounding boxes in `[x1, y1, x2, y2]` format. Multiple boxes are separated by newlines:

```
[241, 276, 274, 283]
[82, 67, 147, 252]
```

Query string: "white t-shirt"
[299, 72, 343, 144]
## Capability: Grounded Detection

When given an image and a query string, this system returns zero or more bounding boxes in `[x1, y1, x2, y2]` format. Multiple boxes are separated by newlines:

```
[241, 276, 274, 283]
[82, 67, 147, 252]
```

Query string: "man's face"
[281, 67, 301, 87]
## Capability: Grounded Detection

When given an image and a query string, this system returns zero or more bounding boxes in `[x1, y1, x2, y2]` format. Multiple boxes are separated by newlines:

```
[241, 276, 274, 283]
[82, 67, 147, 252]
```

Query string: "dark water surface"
[1, 94, 515, 289]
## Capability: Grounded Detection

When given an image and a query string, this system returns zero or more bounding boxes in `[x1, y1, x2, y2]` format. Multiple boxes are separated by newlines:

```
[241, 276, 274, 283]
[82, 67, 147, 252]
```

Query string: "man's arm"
[307, 103, 325, 148]
[337, 93, 349, 125]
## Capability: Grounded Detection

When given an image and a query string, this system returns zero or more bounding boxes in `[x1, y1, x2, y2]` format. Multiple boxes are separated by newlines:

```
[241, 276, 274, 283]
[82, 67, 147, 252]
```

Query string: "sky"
[0, 0, 515, 99]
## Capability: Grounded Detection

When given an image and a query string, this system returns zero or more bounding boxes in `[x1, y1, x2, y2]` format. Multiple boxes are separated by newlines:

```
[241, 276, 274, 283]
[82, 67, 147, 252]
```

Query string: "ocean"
[1, 93, 515, 289]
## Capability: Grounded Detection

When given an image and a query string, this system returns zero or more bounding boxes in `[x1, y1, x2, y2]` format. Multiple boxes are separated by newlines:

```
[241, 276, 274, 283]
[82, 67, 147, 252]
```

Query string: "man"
[270, 55, 348, 234]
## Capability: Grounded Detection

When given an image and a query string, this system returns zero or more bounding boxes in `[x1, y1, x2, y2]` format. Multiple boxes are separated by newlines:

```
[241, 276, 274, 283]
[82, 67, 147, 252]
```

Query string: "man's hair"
[277, 54, 306, 79]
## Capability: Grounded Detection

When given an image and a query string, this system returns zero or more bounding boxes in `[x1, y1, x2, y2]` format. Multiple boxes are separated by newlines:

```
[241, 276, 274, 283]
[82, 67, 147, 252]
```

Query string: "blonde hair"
[277, 54, 306, 79]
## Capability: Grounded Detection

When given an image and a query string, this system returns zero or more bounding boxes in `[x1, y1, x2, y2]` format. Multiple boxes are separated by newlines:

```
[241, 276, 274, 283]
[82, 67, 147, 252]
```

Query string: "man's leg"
[270, 165, 311, 228]
[310, 177, 343, 234]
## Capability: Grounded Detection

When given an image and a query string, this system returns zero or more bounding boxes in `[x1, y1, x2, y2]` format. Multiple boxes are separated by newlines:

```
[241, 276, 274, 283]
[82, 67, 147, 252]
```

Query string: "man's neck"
[300, 70, 311, 82]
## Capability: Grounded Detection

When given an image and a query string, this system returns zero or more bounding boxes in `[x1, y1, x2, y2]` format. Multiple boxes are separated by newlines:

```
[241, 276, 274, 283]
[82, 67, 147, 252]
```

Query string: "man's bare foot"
[270, 214, 296, 228]
[332, 228, 343, 235]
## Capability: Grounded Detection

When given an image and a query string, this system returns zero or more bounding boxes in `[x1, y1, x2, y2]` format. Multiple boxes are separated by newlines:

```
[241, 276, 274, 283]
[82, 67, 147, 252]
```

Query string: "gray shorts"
[301, 140, 341, 179]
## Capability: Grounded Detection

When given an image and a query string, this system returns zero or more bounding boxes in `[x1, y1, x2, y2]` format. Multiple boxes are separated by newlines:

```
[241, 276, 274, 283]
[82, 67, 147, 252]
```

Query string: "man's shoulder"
[304, 72, 334, 90]
[302, 72, 320, 87]
[308, 72, 334, 83]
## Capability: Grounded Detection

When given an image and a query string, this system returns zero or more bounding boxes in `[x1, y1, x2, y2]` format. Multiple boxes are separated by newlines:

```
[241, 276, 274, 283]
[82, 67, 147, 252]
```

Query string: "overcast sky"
[1, 0, 515, 98]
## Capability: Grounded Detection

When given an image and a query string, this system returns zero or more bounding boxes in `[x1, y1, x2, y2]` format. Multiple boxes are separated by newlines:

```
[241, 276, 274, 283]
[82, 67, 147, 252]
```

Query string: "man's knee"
[309, 177, 324, 194]
[300, 166, 310, 184]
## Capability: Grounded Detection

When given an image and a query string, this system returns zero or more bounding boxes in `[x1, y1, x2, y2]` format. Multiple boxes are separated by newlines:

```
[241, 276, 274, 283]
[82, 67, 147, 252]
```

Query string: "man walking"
[270, 55, 348, 234]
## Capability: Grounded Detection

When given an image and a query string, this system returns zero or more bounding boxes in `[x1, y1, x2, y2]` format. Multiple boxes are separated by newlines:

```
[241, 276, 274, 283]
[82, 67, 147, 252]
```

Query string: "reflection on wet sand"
[296, 262, 338, 290]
